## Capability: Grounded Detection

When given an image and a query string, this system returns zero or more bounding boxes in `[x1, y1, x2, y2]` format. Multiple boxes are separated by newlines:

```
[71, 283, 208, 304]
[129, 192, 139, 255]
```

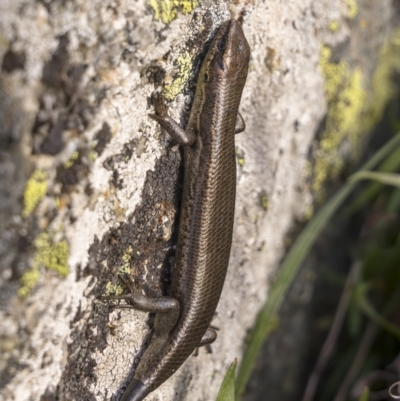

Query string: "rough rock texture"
[0, 0, 399, 400]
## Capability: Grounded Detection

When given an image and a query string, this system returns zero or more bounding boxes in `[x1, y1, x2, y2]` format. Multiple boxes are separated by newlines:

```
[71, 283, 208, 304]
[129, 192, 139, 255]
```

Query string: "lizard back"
[120, 19, 250, 401]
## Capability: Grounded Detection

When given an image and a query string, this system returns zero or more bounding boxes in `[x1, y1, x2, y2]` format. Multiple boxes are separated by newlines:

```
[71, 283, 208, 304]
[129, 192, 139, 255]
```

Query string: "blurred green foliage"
[234, 132, 400, 401]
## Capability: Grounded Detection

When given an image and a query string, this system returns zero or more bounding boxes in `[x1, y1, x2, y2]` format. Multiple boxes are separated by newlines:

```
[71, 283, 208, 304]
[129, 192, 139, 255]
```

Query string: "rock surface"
[0, 0, 398, 400]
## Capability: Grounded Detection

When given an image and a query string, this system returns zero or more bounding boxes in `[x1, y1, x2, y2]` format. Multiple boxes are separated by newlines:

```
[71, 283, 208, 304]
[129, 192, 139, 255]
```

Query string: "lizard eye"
[217, 38, 226, 52]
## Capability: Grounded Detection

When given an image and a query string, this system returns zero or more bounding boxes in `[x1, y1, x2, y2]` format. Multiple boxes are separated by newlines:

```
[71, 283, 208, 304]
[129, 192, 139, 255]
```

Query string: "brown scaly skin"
[106, 19, 250, 401]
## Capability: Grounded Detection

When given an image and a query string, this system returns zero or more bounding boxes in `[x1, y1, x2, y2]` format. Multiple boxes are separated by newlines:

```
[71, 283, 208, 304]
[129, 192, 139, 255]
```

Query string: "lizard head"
[207, 19, 250, 79]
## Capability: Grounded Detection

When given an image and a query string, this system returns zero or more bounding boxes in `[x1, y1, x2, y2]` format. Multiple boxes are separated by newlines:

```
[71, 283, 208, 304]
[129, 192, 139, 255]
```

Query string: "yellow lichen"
[64, 151, 79, 168]
[344, 0, 358, 19]
[22, 170, 47, 217]
[104, 246, 133, 296]
[148, 0, 198, 24]
[328, 20, 340, 33]
[116, 246, 133, 279]
[313, 27, 400, 198]
[319, 46, 347, 102]
[88, 149, 97, 162]
[235, 148, 245, 167]
[320, 67, 365, 154]
[365, 27, 400, 132]
[163, 52, 195, 100]
[105, 281, 124, 296]
[313, 46, 366, 195]
[259, 191, 269, 211]
[18, 232, 69, 297]
[18, 268, 40, 298]
[33, 233, 69, 276]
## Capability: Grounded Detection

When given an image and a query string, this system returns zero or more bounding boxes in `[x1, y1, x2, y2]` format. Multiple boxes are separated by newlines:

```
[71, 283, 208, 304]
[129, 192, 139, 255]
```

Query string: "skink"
[109, 18, 250, 401]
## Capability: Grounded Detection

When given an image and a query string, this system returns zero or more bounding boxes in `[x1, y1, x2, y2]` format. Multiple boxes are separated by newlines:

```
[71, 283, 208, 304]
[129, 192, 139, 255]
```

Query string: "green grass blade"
[357, 288, 400, 340]
[350, 171, 400, 188]
[235, 132, 400, 399]
[216, 359, 237, 401]
[346, 146, 400, 214]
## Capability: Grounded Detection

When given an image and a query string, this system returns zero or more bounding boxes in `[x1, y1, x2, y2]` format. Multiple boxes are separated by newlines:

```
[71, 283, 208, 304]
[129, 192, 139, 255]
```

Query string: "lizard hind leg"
[193, 327, 218, 356]
[199, 328, 218, 346]
[102, 274, 180, 336]
[235, 112, 246, 134]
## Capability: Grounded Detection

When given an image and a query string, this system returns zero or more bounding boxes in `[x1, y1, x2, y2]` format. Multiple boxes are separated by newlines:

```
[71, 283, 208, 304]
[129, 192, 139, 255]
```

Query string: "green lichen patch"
[259, 191, 269, 211]
[235, 148, 245, 167]
[103, 246, 134, 296]
[120, 246, 133, 275]
[105, 281, 124, 297]
[163, 52, 195, 100]
[328, 20, 340, 33]
[148, 0, 198, 24]
[33, 233, 69, 276]
[18, 268, 40, 299]
[365, 27, 400, 132]
[64, 151, 79, 169]
[313, 27, 400, 199]
[18, 232, 69, 298]
[88, 149, 98, 162]
[313, 46, 367, 195]
[22, 170, 48, 217]
[345, 0, 358, 19]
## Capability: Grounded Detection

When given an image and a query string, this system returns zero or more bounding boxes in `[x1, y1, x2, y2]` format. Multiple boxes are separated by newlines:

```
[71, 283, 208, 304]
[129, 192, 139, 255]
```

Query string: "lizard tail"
[119, 378, 149, 401]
